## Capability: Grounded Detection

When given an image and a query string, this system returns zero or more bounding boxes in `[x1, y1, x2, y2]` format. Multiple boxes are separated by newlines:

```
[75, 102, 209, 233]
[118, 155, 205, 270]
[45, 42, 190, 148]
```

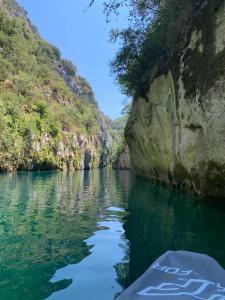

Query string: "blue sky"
[17, 0, 127, 119]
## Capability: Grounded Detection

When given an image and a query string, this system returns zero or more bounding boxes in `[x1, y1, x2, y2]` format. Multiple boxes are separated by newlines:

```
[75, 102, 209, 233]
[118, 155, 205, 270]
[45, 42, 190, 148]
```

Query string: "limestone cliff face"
[112, 144, 131, 170]
[126, 1, 225, 199]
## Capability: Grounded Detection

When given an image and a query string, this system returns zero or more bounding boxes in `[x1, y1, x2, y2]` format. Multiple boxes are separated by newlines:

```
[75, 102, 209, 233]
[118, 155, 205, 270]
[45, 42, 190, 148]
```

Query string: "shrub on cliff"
[91, 0, 197, 97]
[61, 59, 77, 77]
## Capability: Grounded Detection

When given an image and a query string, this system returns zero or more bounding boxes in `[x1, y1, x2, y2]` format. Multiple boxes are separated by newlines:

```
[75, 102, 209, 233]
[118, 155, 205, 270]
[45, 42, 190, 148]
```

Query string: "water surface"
[0, 169, 225, 299]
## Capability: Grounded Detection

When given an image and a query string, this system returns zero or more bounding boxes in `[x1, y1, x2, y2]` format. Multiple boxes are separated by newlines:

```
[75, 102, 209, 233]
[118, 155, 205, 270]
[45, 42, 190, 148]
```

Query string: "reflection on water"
[0, 170, 132, 300]
[48, 217, 125, 300]
[120, 176, 225, 288]
[0, 170, 225, 300]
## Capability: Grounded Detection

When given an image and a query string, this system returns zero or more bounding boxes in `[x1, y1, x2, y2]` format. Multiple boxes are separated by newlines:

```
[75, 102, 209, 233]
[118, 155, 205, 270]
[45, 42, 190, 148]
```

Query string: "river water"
[0, 169, 225, 300]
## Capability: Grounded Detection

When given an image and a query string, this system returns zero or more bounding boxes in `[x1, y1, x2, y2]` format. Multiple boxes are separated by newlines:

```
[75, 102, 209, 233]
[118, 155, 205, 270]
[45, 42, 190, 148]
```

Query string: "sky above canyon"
[17, 0, 128, 119]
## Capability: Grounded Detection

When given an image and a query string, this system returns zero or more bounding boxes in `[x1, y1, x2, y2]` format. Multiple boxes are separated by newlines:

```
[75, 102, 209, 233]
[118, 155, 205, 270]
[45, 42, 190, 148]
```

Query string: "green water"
[0, 169, 225, 300]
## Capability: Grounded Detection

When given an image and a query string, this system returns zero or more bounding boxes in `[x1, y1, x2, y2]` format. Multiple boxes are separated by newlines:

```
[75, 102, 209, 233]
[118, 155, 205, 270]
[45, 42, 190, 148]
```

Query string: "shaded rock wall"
[126, 1, 225, 199]
[112, 144, 131, 170]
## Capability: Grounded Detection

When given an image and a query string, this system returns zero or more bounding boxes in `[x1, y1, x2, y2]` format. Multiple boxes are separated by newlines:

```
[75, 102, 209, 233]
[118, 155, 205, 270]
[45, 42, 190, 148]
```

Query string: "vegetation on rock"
[120, 0, 225, 199]
[111, 101, 131, 169]
[0, 0, 113, 171]
[91, 0, 204, 97]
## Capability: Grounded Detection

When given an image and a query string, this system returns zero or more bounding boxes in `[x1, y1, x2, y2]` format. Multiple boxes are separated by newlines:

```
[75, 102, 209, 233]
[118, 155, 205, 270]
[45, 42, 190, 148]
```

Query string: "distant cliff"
[126, 0, 225, 199]
[111, 116, 131, 170]
[0, 0, 113, 171]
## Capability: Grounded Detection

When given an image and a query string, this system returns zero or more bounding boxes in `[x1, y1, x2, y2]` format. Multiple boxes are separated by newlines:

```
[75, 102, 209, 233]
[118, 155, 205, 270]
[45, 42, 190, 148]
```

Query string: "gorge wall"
[0, 0, 113, 171]
[126, 0, 225, 199]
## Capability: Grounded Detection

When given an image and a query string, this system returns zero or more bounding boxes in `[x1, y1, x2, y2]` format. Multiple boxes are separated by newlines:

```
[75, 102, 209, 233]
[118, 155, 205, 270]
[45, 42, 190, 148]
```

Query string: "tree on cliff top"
[90, 0, 198, 97]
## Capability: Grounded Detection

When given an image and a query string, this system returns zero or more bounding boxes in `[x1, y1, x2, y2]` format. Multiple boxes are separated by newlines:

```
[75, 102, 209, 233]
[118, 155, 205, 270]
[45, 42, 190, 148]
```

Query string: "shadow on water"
[0, 170, 225, 299]
[118, 175, 225, 289]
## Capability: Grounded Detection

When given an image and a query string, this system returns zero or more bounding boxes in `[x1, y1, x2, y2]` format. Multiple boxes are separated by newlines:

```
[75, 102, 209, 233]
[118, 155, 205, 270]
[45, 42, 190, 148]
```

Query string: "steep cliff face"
[110, 116, 131, 170]
[126, 1, 225, 199]
[112, 144, 131, 170]
[0, 0, 113, 171]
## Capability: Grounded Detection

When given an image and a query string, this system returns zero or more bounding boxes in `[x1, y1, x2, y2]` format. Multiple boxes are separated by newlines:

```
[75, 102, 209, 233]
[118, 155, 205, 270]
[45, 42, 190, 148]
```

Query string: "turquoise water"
[0, 169, 225, 299]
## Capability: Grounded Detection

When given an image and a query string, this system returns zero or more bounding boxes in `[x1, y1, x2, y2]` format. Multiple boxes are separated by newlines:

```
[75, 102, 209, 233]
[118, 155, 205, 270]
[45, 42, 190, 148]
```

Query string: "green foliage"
[32, 101, 48, 118]
[0, 5, 105, 171]
[110, 100, 131, 165]
[112, 115, 128, 130]
[36, 40, 61, 63]
[48, 123, 61, 139]
[0, 11, 18, 35]
[0, 57, 13, 81]
[13, 72, 34, 96]
[32, 147, 59, 170]
[61, 59, 77, 76]
[95, 0, 196, 96]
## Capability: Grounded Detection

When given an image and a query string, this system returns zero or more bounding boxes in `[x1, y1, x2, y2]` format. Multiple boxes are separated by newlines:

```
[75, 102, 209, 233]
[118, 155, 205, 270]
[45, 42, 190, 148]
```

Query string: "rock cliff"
[0, 0, 113, 171]
[112, 144, 131, 170]
[111, 116, 131, 170]
[126, 0, 225, 199]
